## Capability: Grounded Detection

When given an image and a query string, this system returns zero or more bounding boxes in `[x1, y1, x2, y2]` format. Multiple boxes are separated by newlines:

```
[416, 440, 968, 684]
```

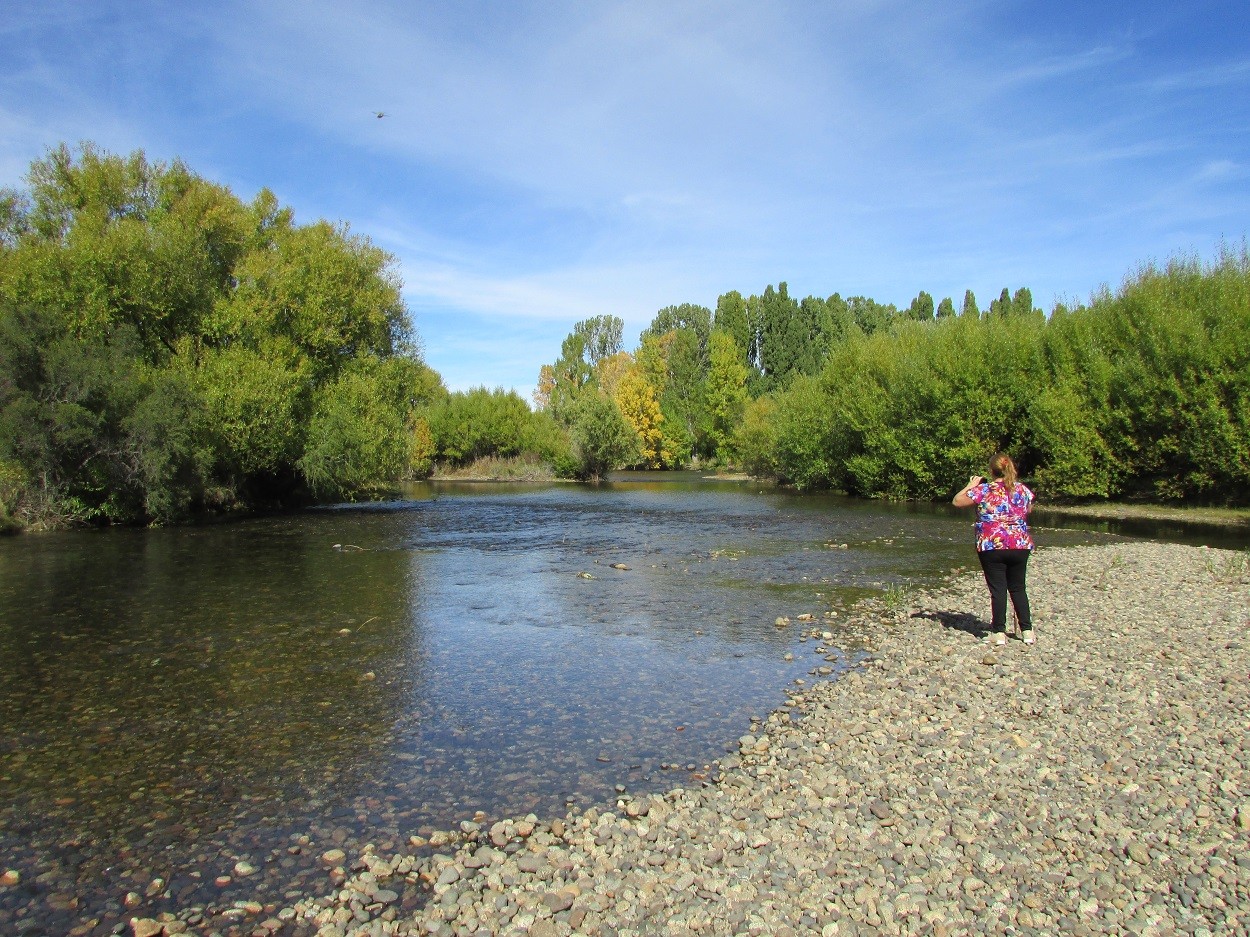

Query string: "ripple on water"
[0, 479, 1122, 932]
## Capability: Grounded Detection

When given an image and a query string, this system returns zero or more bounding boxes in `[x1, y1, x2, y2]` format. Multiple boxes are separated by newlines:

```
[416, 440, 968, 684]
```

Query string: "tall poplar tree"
[714, 290, 753, 372]
[961, 290, 980, 318]
[907, 291, 935, 322]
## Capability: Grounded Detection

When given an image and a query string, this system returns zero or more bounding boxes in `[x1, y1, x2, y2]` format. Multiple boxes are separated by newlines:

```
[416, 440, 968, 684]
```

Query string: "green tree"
[960, 290, 980, 318]
[704, 330, 749, 462]
[845, 295, 897, 335]
[733, 396, 779, 478]
[212, 218, 409, 381]
[0, 143, 432, 523]
[427, 387, 536, 465]
[988, 288, 1012, 318]
[641, 303, 712, 354]
[767, 375, 837, 489]
[298, 363, 411, 499]
[906, 291, 935, 322]
[2, 143, 252, 361]
[936, 296, 955, 319]
[572, 315, 624, 366]
[0, 302, 213, 525]
[568, 393, 640, 480]
[1011, 287, 1037, 318]
[714, 290, 753, 374]
[758, 282, 802, 386]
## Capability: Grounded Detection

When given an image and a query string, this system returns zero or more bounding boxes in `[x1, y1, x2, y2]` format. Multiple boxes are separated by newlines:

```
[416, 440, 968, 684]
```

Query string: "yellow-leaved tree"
[614, 365, 668, 468]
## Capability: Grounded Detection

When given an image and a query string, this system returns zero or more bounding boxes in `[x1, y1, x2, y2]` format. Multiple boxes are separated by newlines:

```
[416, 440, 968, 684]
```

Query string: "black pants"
[977, 549, 1031, 632]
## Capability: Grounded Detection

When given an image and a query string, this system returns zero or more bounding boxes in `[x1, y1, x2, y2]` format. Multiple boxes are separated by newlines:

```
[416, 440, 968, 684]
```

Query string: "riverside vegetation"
[2, 143, 1249, 531]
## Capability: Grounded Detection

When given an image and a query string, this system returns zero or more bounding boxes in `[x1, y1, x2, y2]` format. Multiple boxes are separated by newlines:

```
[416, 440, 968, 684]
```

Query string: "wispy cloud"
[2, 0, 1247, 396]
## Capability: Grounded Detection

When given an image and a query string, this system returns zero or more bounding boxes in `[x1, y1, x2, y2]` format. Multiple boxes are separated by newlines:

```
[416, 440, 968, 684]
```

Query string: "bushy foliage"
[298, 363, 414, 500]
[0, 143, 438, 526]
[733, 396, 779, 479]
[568, 393, 640, 480]
[428, 387, 533, 465]
[748, 250, 1249, 504]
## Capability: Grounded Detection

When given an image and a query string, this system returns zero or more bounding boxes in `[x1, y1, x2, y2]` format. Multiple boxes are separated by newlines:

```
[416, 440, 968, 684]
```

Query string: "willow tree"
[0, 143, 436, 526]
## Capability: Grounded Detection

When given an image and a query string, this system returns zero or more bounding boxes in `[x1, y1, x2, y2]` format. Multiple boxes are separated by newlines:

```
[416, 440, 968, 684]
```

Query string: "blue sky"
[3, 1, 1248, 396]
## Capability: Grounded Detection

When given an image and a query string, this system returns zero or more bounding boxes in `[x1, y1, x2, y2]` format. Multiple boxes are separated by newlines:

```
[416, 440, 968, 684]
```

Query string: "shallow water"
[0, 477, 1185, 933]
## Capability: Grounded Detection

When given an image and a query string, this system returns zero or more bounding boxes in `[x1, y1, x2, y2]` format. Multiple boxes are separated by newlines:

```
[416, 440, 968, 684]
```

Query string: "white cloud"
[1, 0, 1247, 395]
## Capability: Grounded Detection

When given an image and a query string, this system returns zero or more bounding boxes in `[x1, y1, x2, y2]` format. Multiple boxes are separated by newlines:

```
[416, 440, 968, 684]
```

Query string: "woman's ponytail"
[990, 452, 1017, 489]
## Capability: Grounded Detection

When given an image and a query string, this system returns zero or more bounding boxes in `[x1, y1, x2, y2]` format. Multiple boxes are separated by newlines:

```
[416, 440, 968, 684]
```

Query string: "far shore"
[1036, 501, 1250, 530]
[426, 467, 1250, 533]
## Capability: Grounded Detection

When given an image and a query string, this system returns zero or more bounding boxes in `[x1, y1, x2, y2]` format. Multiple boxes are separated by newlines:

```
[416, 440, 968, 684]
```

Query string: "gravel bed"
[120, 542, 1249, 936]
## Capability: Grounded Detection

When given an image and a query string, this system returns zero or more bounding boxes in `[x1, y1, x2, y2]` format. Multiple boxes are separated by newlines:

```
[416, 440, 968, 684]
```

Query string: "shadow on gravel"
[911, 609, 990, 638]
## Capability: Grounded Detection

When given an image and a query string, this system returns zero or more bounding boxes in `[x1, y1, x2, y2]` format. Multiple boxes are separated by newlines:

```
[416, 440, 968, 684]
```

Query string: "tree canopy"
[0, 143, 441, 527]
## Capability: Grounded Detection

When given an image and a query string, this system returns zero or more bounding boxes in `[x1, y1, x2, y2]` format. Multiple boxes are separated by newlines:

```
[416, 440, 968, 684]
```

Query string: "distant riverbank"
[1038, 501, 1250, 531]
[255, 540, 1248, 937]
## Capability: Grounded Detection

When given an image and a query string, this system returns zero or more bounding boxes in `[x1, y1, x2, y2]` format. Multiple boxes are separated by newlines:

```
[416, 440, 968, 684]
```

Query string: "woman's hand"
[952, 476, 982, 507]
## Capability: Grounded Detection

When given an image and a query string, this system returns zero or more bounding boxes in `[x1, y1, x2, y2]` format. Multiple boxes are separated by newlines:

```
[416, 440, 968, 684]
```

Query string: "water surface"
[0, 477, 1158, 933]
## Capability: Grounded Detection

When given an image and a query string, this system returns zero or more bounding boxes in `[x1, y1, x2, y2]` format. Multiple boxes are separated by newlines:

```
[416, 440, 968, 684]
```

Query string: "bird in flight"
[373, 111, 386, 119]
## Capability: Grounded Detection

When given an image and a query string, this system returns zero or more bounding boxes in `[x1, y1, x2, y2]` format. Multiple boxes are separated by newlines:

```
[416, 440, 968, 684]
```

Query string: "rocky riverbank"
[130, 542, 1247, 937]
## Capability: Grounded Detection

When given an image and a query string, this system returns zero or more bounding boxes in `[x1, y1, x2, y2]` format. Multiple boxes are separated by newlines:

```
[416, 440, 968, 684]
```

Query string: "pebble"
[96, 542, 1250, 937]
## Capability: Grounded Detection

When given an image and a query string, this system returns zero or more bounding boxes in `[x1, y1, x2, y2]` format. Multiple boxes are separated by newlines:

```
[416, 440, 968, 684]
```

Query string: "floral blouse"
[967, 480, 1034, 551]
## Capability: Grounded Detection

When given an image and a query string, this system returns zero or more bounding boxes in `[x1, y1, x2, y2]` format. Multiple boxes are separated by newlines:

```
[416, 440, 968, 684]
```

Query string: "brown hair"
[989, 452, 1017, 489]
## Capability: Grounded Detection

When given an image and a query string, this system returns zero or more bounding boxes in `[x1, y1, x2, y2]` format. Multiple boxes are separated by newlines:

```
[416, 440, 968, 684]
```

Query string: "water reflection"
[0, 478, 1163, 933]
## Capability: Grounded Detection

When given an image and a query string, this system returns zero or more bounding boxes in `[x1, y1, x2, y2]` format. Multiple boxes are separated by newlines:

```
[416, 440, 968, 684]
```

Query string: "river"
[0, 475, 1232, 934]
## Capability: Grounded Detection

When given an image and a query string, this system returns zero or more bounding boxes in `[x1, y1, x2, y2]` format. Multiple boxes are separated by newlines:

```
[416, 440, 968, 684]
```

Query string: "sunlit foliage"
[0, 143, 438, 526]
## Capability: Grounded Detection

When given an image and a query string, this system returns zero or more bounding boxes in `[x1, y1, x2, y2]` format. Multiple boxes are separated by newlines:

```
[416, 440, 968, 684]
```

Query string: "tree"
[192, 342, 304, 479]
[846, 295, 897, 335]
[936, 297, 956, 319]
[641, 303, 711, 354]
[427, 387, 535, 465]
[795, 296, 835, 376]
[573, 315, 624, 366]
[961, 290, 980, 318]
[758, 282, 803, 385]
[2, 143, 253, 362]
[298, 363, 410, 499]
[704, 330, 748, 461]
[0, 301, 213, 525]
[988, 288, 1012, 318]
[594, 350, 633, 399]
[635, 331, 698, 464]
[0, 143, 431, 523]
[533, 364, 555, 411]
[733, 396, 778, 478]
[545, 331, 593, 423]
[568, 393, 640, 480]
[614, 365, 668, 468]
[213, 219, 409, 381]
[906, 291, 935, 322]
[1012, 287, 1036, 318]
[714, 291, 752, 372]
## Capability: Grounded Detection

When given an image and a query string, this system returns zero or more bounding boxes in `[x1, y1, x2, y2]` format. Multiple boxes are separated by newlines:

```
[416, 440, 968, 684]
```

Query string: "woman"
[952, 452, 1035, 646]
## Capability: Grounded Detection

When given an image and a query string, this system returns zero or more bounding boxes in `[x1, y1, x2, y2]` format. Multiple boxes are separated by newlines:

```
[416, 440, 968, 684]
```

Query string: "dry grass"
[431, 455, 558, 482]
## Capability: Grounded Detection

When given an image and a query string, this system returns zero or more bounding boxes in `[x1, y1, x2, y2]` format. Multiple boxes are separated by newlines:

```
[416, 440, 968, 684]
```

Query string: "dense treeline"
[534, 250, 1250, 504]
[742, 253, 1250, 503]
[4, 145, 1243, 530]
[0, 144, 443, 529]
